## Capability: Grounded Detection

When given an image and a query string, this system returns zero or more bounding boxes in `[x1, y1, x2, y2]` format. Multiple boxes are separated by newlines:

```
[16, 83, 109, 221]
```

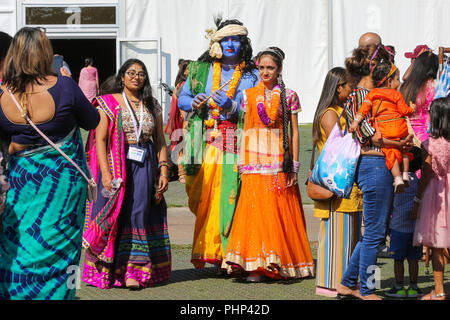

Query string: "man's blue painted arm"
[178, 79, 194, 112]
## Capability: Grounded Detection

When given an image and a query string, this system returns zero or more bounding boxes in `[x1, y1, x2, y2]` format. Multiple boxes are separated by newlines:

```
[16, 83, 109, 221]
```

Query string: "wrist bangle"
[291, 160, 300, 173]
[158, 161, 170, 169]
[413, 196, 422, 203]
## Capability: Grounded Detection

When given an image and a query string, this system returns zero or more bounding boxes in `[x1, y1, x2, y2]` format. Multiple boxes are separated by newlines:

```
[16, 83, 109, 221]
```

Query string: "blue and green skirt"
[0, 129, 87, 300]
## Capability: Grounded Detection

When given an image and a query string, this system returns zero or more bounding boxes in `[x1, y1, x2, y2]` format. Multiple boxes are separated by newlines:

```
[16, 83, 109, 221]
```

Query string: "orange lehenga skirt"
[222, 172, 315, 279]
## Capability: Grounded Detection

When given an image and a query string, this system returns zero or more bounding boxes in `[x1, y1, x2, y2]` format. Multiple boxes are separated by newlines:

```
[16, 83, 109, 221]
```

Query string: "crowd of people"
[0, 19, 448, 301]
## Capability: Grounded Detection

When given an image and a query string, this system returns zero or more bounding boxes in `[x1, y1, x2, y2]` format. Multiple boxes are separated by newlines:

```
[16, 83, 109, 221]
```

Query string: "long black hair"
[312, 67, 348, 146]
[0, 31, 12, 60]
[198, 18, 257, 79]
[428, 96, 450, 140]
[112, 58, 157, 119]
[257, 47, 292, 173]
[399, 51, 438, 105]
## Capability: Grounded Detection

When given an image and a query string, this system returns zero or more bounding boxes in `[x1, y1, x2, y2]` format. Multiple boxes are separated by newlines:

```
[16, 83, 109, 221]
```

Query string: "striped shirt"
[344, 87, 380, 152]
[389, 173, 419, 233]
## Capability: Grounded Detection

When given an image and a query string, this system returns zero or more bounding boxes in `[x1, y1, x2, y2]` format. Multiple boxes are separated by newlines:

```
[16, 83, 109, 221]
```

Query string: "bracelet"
[413, 196, 422, 203]
[160, 174, 169, 179]
[158, 161, 170, 169]
[291, 160, 300, 173]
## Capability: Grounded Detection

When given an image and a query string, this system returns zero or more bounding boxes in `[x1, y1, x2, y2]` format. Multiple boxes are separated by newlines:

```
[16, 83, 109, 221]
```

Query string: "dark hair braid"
[279, 75, 292, 173]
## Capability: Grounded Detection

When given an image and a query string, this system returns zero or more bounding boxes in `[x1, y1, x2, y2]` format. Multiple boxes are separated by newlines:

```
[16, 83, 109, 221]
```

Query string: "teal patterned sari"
[0, 128, 87, 300]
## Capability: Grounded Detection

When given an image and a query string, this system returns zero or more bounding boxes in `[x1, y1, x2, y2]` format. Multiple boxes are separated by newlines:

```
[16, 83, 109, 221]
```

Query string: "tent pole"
[327, 0, 333, 70]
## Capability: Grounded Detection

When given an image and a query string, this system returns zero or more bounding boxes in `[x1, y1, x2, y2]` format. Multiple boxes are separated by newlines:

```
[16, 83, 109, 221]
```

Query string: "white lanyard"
[122, 91, 144, 143]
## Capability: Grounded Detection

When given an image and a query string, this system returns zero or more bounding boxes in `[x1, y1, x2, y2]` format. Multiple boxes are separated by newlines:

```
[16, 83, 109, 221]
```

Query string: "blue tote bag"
[309, 108, 361, 199]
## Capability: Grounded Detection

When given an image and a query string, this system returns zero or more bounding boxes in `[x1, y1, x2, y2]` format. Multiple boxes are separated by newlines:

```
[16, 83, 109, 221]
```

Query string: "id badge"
[127, 145, 146, 163]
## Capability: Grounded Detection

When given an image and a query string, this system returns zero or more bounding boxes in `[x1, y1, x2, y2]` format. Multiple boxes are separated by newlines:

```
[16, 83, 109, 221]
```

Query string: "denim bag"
[309, 108, 361, 199]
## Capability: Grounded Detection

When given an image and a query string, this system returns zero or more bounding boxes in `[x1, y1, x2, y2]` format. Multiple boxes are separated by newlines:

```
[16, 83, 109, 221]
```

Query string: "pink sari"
[82, 94, 126, 263]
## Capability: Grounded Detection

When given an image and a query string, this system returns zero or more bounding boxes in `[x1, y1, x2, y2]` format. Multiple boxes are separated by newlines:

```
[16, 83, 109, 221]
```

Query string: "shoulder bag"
[305, 144, 334, 201]
[8, 90, 97, 202]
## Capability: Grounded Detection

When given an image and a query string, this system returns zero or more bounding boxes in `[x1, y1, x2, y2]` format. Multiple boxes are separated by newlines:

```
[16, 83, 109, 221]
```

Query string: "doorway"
[50, 38, 117, 85]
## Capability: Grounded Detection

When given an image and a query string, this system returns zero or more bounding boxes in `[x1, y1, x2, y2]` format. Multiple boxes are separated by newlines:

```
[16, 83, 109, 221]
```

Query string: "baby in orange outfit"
[350, 62, 416, 193]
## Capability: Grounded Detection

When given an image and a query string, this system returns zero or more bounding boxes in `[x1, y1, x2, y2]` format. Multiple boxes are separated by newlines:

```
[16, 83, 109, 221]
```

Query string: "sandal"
[179, 175, 186, 184]
[420, 290, 446, 300]
[125, 278, 140, 290]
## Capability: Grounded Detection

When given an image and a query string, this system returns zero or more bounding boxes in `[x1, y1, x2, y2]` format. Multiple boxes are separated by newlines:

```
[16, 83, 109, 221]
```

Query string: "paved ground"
[166, 205, 320, 245]
[75, 205, 450, 301]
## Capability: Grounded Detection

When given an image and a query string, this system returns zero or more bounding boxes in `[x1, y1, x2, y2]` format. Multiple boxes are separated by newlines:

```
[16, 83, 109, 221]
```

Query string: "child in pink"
[412, 96, 450, 300]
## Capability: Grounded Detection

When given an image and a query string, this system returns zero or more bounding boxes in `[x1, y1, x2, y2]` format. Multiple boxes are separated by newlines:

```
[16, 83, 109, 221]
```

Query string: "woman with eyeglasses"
[0, 27, 100, 300]
[82, 58, 172, 290]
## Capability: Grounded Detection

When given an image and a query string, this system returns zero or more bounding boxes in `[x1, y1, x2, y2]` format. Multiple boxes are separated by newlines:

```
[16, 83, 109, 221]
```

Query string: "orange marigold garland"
[204, 61, 245, 130]
[255, 81, 281, 126]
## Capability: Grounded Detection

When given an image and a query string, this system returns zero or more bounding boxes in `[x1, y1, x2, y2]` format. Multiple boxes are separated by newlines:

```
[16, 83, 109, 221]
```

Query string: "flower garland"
[204, 61, 245, 128]
[255, 81, 281, 126]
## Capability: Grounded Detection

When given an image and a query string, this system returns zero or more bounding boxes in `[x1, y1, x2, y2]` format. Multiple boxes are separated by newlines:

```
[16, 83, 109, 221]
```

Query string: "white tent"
[1, 0, 449, 123]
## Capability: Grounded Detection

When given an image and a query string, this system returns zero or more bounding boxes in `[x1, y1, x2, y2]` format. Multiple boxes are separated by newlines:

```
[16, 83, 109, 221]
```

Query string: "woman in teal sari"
[0, 27, 100, 300]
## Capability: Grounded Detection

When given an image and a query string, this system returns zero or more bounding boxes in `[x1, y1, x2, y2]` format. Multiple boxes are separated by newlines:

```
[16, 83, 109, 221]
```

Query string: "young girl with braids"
[350, 61, 417, 194]
[222, 47, 314, 282]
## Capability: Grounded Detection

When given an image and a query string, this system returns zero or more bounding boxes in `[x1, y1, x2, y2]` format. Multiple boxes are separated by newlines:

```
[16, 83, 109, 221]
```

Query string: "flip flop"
[420, 290, 446, 300]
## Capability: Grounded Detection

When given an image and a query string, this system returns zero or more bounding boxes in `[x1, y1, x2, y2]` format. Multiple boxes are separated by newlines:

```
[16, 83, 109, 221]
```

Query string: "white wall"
[0, 0, 17, 36]
[331, 0, 450, 85]
[125, 0, 329, 124]
[126, 0, 449, 123]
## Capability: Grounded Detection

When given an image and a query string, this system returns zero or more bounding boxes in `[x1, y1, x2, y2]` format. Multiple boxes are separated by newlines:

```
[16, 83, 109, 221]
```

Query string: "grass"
[81, 124, 315, 207]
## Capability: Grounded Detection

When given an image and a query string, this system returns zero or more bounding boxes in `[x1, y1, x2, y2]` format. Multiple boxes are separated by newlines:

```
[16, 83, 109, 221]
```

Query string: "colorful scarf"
[82, 94, 127, 263]
[182, 61, 210, 176]
[165, 82, 185, 151]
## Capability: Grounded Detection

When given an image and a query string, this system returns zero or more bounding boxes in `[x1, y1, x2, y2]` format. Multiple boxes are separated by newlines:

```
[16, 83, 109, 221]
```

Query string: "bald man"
[358, 32, 382, 49]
